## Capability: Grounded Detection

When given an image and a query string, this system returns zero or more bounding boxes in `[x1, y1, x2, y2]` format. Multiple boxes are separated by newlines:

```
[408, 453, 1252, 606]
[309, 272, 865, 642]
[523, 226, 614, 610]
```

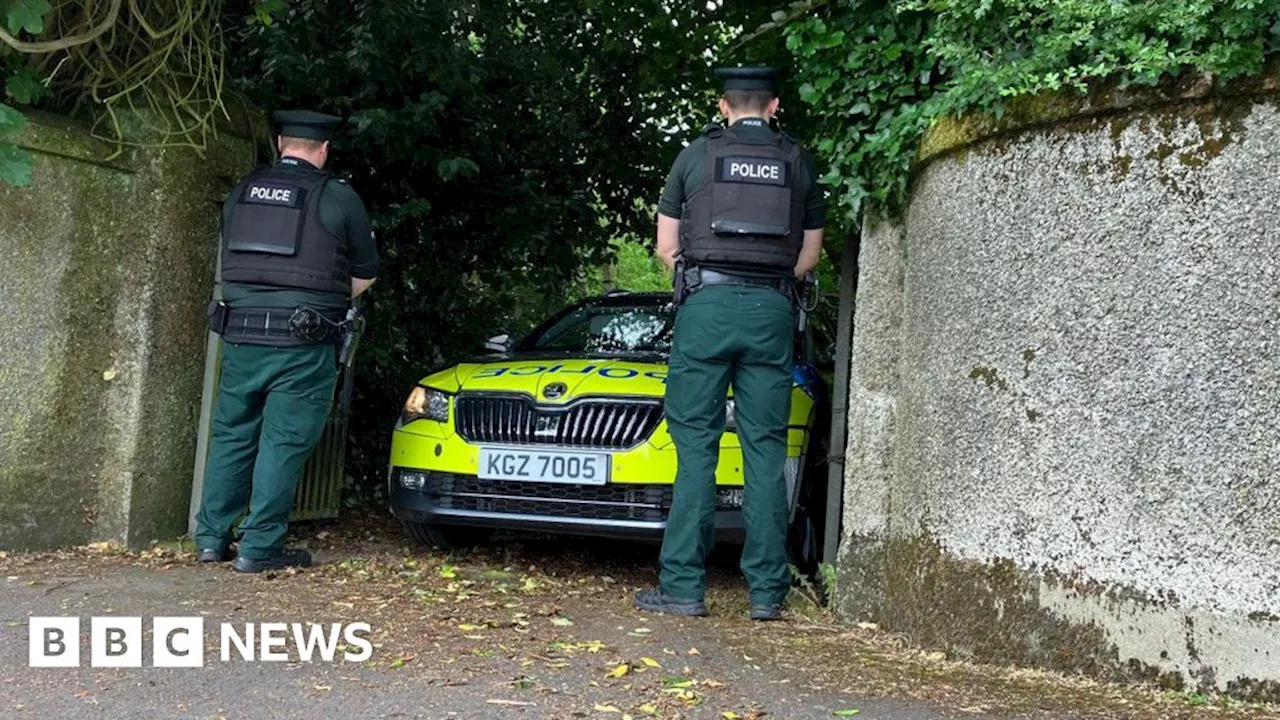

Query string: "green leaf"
[5, 0, 52, 35]
[252, 0, 286, 26]
[0, 141, 34, 188]
[5, 68, 49, 105]
[437, 157, 479, 182]
[0, 103, 26, 135]
[832, 711, 862, 717]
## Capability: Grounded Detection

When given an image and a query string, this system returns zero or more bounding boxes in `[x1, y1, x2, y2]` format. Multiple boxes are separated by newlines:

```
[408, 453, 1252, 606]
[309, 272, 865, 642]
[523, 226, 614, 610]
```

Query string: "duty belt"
[697, 268, 793, 293]
[207, 303, 345, 346]
[674, 263, 795, 306]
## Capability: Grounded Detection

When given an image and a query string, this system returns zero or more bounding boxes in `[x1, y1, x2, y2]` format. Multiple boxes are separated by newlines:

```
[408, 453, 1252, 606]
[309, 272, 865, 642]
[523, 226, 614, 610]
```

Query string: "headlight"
[401, 386, 451, 424]
[725, 398, 737, 432]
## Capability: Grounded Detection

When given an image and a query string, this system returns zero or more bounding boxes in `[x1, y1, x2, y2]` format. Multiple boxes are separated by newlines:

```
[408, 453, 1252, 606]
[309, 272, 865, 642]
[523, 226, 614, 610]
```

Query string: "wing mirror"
[483, 333, 511, 353]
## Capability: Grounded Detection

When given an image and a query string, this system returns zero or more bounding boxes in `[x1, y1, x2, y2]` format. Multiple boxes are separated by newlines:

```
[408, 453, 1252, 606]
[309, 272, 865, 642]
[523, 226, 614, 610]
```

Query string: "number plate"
[477, 448, 610, 485]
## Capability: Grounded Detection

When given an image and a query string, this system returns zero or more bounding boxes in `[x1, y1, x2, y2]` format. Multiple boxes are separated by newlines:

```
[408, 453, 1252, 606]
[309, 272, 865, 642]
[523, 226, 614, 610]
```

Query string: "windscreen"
[521, 300, 675, 355]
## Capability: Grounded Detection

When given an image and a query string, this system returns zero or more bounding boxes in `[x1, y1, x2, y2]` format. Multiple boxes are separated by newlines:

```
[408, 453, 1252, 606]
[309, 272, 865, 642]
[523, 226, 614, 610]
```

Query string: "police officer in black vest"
[635, 67, 826, 620]
[195, 109, 379, 573]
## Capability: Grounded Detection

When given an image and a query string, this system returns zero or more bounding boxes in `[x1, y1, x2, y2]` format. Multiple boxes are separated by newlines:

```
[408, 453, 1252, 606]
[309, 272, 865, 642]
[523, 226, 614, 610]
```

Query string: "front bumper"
[388, 468, 745, 542]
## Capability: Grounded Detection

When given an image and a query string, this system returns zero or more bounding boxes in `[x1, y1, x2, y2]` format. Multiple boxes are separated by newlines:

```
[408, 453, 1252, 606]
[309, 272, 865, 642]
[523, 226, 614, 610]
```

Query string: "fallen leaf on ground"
[607, 663, 630, 678]
[924, 651, 946, 662]
[594, 703, 621, 713]
[457, 624, 482, 631]
[832, 711, 861, 717]
[313, 684, 331, 691]
[640, 657, 661, 668]
[723, 713, 741, 719]
[856, 622, 879, 631]
[551, 616, 574, 627]
[688, 647, 700, 655]
[663, 688, 697, 703]
[487, 699, 535, 707]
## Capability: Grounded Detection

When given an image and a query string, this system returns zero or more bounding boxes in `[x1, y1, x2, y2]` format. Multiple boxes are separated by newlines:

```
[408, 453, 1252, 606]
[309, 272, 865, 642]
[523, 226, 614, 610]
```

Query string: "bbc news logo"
[28, 617, 373, 668]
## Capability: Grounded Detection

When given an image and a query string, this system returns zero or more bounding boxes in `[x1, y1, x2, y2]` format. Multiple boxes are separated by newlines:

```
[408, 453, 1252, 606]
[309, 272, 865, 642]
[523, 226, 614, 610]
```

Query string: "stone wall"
[839, 80, 1280, 697]
[0, 113, 253, 550]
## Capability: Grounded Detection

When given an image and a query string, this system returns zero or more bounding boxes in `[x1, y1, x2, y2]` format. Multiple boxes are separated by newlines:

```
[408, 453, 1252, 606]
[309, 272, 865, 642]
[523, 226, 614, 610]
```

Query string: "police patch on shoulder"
[240, 181, 303, 208]
[716, 156, 789, 187]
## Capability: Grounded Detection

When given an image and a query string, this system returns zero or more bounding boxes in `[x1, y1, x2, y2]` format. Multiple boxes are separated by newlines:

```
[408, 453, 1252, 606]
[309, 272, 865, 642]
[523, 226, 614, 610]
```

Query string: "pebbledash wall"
[0, 112, 253, 550]
[839, 74, 1280, 697]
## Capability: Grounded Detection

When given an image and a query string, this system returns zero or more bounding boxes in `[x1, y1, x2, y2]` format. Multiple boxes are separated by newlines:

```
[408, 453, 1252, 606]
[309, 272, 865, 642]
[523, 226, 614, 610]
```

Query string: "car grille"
[455, 395, 663, 450]
[425, 475, 673, 522]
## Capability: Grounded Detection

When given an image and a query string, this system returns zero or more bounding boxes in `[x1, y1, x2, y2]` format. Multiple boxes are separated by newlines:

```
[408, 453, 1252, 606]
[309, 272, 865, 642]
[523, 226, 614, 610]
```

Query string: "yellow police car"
[388, 290, 831, 569]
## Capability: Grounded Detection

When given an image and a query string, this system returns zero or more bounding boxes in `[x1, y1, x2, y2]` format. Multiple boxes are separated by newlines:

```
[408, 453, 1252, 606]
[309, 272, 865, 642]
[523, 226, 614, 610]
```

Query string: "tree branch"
[0, 0, 123, 54]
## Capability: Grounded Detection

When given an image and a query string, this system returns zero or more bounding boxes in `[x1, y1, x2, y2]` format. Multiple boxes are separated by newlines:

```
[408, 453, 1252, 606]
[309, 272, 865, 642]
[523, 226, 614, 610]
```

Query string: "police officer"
[194, 109, 379, 573]
[635, 67, 826, 620]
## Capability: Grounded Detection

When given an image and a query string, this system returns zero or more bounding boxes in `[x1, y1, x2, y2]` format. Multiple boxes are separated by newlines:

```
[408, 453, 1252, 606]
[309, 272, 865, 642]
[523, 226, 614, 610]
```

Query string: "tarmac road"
[0, 517, 1266, 720]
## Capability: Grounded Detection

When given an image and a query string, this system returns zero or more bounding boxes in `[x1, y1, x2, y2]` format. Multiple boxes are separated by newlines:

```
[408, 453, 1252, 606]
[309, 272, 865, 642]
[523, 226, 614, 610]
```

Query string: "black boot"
[749, 603, 784, 621]
[633, 588, 708, 617]
[231, 548, 313, 573]
[197, 547, 229, 563]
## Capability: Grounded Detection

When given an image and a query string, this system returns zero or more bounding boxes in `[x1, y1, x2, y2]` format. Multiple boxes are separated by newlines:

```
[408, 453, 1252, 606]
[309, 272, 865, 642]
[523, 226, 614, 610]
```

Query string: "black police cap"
[715, 66, 778, 93]
[273, 109, 344, 141]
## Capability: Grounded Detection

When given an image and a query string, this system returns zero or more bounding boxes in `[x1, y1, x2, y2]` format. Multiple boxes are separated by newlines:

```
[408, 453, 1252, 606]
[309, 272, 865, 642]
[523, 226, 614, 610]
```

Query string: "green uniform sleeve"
[322, 180, 379, 279]
[657, 140, 705, 219]
[800, 148, 827, 230]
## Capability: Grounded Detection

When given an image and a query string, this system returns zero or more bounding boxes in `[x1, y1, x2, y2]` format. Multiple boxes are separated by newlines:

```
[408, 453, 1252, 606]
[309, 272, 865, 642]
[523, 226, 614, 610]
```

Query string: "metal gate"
[188, 315, 362, 533]
[291, 360, 356, 520]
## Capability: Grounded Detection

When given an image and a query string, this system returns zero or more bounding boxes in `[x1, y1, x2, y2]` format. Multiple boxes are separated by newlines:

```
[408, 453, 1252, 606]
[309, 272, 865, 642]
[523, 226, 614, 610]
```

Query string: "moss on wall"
[845, 72, 1280, 699]
[916, 60, 1280, 172]
[0, 113, 253, 550]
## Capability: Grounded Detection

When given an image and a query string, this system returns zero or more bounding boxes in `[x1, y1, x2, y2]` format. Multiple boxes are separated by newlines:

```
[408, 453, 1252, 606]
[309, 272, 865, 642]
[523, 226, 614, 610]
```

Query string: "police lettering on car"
[635, 66, 827, 622]
[194, 109, 379, 574]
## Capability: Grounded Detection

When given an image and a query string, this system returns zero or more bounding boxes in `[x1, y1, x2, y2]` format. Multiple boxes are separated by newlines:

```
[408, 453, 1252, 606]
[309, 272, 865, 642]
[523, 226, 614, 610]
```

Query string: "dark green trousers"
[194, 342, 337, 559]
[659, 284, 794, 606]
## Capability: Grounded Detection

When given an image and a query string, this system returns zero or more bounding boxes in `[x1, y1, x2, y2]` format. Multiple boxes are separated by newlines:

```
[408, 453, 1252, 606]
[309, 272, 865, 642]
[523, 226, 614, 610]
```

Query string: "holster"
[337, 309, 365, 368]
[673, 261, 703, 307]
[206, 300, 229, 335]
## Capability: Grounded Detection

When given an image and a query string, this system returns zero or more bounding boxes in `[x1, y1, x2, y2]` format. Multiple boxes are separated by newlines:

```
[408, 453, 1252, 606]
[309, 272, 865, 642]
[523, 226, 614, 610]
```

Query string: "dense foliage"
[7, 0, 1280, 497]
[2, 0, 229, 178]
[221, 0, 783, 494]
[781, 0, 1280, 220]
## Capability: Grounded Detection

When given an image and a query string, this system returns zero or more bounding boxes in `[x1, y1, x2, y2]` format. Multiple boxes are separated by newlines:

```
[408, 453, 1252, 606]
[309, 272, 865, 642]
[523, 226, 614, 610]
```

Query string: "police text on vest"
[249, 186, 293, 203]
[719, 156, 788, 186]
[729, 162, 779, 181]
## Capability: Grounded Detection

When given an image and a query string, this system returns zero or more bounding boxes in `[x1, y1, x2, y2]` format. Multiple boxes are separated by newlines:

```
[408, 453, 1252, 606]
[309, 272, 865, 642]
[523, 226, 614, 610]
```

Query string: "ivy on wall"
[778, 0, 1280, 222]
[1, 0, 49, 185]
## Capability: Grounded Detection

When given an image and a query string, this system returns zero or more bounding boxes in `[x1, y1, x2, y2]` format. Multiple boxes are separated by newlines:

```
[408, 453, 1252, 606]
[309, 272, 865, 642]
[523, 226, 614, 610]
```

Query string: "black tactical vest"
[679, 124, 808, 273]
[220, 162, 350, 296]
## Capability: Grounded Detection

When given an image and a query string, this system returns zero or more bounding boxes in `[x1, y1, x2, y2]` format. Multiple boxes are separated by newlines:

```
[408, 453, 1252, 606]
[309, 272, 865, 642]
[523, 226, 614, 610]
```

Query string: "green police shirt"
[220, 158, 379, 313]
[657, 118, 827, 229]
